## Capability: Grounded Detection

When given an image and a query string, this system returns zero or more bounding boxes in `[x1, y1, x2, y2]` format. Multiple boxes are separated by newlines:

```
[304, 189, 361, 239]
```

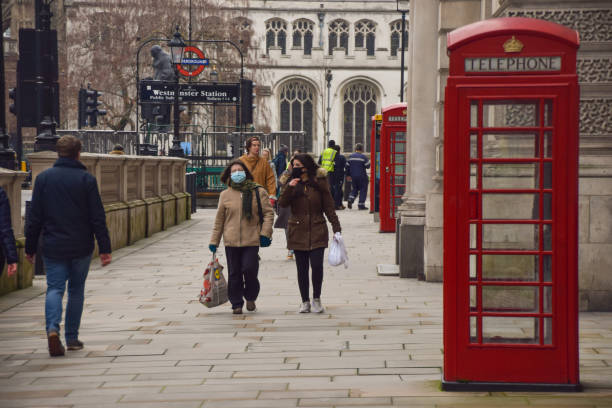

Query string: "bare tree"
[65, 0, 261, 131]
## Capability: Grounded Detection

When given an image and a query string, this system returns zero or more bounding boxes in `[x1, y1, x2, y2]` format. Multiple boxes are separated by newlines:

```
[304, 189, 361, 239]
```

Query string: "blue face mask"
[231, 171, 246, 183]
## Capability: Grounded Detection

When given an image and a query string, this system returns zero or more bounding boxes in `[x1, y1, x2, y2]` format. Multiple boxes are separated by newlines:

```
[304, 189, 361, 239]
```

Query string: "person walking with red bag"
[278, 154, 341, 313]
[209, 160, 275, 314]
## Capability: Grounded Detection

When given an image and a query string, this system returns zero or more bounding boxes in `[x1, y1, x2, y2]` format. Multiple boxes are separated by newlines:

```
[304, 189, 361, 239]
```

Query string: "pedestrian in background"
[109, 144, 125, 155]
[332, 145, 346, 210]
[346, 143, 370, 210]
[0, 186, 18, 279]
[209, 160, 274, 315]
[272, 144, 289, 181]
[239, 136, 277, 207]
[279, 154, 341, 314]
[261, 148, 278, 193]
[25, 135, 112, 357]
[274, 149, 302, 260]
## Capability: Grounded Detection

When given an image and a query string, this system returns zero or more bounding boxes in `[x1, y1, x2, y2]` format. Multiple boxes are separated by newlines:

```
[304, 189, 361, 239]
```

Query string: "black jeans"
[294, 247, 325, 302]
[225, 246, 260, 308]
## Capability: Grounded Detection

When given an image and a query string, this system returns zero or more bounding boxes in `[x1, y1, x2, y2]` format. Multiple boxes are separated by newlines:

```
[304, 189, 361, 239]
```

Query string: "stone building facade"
[399, 0, 612, 311]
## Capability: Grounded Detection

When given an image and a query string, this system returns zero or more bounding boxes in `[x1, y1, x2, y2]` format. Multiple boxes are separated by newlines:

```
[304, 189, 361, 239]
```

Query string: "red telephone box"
[443, 18, 580, 390]
[379, 103, 407, 232]
[370, 114, 382, 213]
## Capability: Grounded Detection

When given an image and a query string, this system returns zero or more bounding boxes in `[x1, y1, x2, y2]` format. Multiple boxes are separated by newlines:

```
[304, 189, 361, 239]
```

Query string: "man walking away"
[272, 144, 289, 181]
[346, 143, 370, 210]
[26, 135, 112, 357]
[239, 136, 277, 207]
[319, 140, 337, 199]
[332, 145, 346, 210]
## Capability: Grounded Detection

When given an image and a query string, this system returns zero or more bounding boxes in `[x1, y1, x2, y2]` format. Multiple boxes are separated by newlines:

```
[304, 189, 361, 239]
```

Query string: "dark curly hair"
[220, 160, 254, 184]
[291, 153, 326, 193]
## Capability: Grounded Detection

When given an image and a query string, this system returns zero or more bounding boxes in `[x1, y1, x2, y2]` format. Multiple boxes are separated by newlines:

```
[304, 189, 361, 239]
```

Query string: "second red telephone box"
[378, 103, 407, 232]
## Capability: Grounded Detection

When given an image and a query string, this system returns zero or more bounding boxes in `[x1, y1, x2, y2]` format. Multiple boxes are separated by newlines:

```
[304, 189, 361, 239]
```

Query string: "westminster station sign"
[139, 81, 240, 104]
[465, 56, 562, 73]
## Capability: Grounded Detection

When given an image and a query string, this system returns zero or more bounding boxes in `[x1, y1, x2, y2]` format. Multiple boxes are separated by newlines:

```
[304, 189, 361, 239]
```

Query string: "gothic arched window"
[293, 19, 314, 55]
[279, 81, 315, 152]
[328, 19, 349, 55]
[266, 19, 287, 54]
[355, 20, 376, 56]
[390, 19, 409, 57]
[342, 82, 378, 152]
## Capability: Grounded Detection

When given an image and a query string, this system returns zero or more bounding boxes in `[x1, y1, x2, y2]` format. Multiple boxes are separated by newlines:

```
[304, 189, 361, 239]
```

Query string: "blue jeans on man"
[43, 254, 92, 342]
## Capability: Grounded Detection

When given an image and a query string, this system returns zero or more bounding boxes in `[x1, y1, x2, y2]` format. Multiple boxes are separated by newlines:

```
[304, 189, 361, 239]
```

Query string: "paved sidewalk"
[0, 209, 611, 407]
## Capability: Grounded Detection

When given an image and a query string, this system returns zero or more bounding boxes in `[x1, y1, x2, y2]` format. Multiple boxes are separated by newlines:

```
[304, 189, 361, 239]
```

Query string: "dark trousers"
[332, 177, 344, 207]
[224, 246, 260, 308]
[349, 176, 368, 207]
[294, 247, 325, 302]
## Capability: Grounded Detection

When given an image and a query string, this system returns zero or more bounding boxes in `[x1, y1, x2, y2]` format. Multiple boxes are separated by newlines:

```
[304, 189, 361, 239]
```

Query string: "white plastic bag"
[328, 232, 349, 269]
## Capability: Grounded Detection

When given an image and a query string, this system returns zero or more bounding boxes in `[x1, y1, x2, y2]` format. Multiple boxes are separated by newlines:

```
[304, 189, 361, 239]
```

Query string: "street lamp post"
[210, 67, 218, 133]
[397, 0, 409, 102]
[325, 69, 332, 146]
[168, 27, 186, 157]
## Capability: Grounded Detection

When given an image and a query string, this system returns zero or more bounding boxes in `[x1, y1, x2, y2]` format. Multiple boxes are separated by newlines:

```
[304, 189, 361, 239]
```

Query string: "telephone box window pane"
[483, 317, 539, 344]
[469, 254, 477, 279]
[483, 286, 538, 313]
[470, 316, 478, 343]
[394, 142, 406, 153]
[543, 163, 552, 189]
[482, 194, 538, 220]
[470, 224, 477, 249]
[394, 186, 405, 196]
[483, 224, 538, 250]
[543, 193, 552, 220]
[543, 255, 552, 282]
[543, 286, 552, 313]
[470, 102, 478, 128]
[482, 254, 538, 281]
[395, 175, 405, 184]
[544, 318, 553, 345]
[395, 164, 406, 174]
[470, 164, 478, 189]
[544, 100, 553, 127]
[483, 132, 538, 158]
[394, 131, 406, 141]
[470, 133, 478, 158]
[482, 163, 538, 189]
[543, 225, 552, 251]
[483, 101, 539, 128]
[544, 131, 553, 158]
[470, 285, 477, 310]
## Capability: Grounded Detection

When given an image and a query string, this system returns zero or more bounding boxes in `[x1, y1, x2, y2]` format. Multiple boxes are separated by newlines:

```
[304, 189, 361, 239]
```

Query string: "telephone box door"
[445, 83, 579, 385]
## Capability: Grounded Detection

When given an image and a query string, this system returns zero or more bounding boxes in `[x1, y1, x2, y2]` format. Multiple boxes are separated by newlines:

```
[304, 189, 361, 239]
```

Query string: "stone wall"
[0, 152, 191, 296]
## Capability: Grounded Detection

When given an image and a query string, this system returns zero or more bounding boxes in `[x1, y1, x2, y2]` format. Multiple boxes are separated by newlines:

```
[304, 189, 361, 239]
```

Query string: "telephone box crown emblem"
[503, 36, 524, 53]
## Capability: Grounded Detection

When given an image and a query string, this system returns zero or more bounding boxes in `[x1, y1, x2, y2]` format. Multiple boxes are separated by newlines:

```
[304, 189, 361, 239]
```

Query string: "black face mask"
[291, 167, 304, 179]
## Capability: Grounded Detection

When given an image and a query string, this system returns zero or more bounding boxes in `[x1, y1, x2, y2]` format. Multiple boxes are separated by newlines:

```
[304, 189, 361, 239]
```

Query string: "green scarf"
[229, 180, 261, 220]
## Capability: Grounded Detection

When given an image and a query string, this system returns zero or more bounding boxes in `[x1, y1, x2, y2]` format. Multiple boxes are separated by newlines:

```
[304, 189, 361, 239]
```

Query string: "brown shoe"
[246, 301, 256, 312]
[47, 332, 65, 357]
[232, 307, 243, 315]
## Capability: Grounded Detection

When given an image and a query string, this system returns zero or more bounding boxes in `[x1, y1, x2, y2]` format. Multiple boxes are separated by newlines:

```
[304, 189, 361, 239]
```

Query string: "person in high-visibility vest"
[319, 140, 337, 173]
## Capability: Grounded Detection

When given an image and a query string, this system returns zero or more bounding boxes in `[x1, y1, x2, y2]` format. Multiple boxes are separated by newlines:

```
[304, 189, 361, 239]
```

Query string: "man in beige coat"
[239, 136, 277, 207]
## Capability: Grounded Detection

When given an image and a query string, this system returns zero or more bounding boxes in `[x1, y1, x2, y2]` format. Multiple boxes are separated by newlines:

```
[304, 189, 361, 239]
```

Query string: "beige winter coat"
[210, 186, 274, 247]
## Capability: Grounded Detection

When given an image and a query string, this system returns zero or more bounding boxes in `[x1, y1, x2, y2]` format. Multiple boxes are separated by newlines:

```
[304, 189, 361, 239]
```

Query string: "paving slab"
[0, 209, 611, 407]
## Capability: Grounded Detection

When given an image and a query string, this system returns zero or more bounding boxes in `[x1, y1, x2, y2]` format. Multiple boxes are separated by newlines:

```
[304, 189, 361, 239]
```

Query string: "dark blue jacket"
[272, 152, 287, 179]
[26, 157, 111, 260]
[0, 186, 18, 266]
[332, 154, 347, 182]
[346, 152, 370, 179]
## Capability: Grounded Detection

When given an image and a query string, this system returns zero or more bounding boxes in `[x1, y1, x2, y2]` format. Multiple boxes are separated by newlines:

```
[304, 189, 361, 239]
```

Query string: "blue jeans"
[43, 254, 92, 341]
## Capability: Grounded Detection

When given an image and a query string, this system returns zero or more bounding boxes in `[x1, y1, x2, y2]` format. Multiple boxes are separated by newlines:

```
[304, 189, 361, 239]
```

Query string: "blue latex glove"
[260, 236, 271, 247]
[209, 244, 217, 253]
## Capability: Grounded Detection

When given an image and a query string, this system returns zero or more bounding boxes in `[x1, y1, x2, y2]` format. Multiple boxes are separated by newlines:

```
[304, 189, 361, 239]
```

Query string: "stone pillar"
[397, 0, 439, 279]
